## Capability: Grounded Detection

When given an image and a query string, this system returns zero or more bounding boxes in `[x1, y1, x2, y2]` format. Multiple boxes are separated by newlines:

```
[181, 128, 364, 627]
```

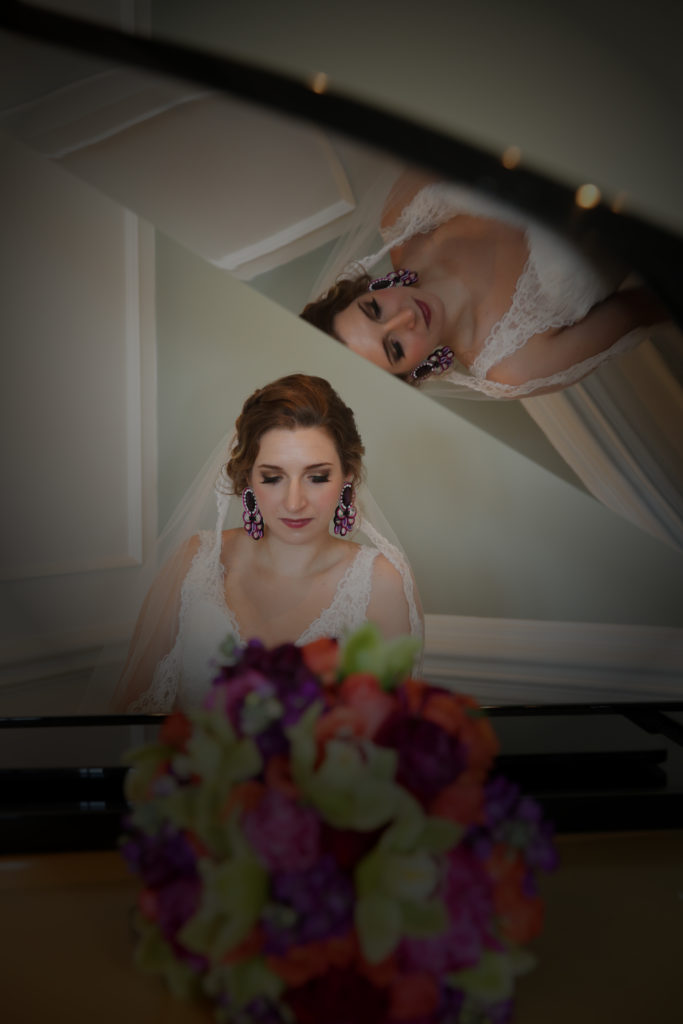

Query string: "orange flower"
[265, 755, 299, 799]
[495, 882, 545, 944]
[222, 924, 264, 964]
[388, 972, 440, 1020]
[184, 830, 211, 859]
[315, 675, 396, 750]
[301, 637, 340, 685]
[459, 709, 500, 771]
[421, 692, 468, 736]
[487, 844, 544, 944]
[357, 947, 397, 988]
[267, 931, 356, 986]
[429, 769, 486, 826]
[137, 887, 157, 921]
[315, 706, 365, 751]
[159, 711, 192, 750]
[403, 678, 427, 715]
[221, 780, 265, 819]
[338, 673, 396, 737]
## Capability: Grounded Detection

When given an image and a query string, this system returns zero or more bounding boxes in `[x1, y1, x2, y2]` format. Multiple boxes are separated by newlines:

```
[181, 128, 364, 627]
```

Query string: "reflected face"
[250, 427, 345, 542]
[333, 286, 445, 375]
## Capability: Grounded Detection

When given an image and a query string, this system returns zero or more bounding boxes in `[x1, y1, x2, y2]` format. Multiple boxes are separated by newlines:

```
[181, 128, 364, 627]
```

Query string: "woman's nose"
[386, 306, 416, 331]
[284, 480, 305, 511]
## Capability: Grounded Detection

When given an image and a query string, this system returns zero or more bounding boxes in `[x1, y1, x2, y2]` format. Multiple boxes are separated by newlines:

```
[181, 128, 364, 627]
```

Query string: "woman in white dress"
[301, 169, 669, 399]
[111, 374, 422, 713]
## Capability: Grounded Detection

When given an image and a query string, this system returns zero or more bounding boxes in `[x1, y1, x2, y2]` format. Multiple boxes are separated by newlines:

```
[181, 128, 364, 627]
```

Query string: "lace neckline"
[214, 539, 375, 646]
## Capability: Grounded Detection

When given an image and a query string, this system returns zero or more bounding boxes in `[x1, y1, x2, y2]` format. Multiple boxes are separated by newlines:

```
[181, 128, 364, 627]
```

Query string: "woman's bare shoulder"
[366, 552, 412, 637]
[370, 551, 405, 587]
[220, 527, 246, 562]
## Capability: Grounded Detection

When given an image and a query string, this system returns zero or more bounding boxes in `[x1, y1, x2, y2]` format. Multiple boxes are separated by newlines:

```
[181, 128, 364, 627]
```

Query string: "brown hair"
[226, 374, 365, 493]
[300, 275, 416, 384]
[299, 274, 372, 339]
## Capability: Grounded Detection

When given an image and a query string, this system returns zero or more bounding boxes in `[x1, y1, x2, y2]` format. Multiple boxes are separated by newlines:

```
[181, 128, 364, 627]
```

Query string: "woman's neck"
[252, 531, 344, 579]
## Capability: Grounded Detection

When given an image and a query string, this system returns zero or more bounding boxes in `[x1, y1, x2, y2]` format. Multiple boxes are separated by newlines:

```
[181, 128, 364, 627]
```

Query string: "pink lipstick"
[281, 518, 312, 529]
[415, 299, 431, 328]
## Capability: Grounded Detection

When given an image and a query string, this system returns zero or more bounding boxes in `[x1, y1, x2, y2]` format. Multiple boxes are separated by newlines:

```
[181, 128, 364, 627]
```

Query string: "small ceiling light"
[575, 183, 601, 209]
[309, 72, 328, 94]
[501, 145, 522, 169]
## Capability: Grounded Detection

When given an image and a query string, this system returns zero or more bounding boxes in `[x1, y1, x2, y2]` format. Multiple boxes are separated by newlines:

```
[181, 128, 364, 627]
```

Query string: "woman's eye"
[390, 339, 405, 361]
[370, 298, 381, 318]
[260, 475, 281, 484]
[310, 474, 330, 484]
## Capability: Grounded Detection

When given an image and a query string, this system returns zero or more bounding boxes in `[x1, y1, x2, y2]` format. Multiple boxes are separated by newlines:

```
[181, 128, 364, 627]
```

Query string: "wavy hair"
[226, 374, 365, 493]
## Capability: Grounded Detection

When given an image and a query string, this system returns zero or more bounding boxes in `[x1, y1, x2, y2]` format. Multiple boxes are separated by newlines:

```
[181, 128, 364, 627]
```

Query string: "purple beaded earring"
[242, 487, 264, 539]
[369, 268, 418, 290]
[408, 346, 455, 383]
[333, 482, 356, 536]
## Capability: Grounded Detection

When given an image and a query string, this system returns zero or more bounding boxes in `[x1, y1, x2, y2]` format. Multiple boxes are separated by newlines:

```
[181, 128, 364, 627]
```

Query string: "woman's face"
[332, 285, 445, 375]
[249, 426, 346, 543]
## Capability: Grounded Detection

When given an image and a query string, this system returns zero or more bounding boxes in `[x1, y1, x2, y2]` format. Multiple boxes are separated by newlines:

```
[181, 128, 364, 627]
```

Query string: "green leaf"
[225, 958, 284, 1008]
[339, 623, 421, 689]
[134, 916, 198, 998]
[355, 893, 403, 963]
[179, 854, 268, 960]
[419, 816, 464, 853]
[217, 633, 241, 663]
[382, 851, 439, 902]
[447, 950, 519, 1001]
[401, 897, 449, 938]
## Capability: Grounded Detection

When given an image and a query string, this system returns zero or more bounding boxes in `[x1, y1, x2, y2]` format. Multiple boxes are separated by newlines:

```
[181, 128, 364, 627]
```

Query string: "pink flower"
[243, 789, 320, 872]
[204, 668, 272, 722]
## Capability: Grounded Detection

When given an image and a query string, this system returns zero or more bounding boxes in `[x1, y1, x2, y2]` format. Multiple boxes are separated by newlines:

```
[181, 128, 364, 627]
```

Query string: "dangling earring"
[369, 268, 418, 290]
[333, 482, 356, 536]
[408, 346, 455, 384]
[242, 487, 264, 539]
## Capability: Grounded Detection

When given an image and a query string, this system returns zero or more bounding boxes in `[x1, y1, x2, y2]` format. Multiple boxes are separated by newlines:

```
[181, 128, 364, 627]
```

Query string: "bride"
[301, 168, 669, 399]
[111, 373, 422, 713]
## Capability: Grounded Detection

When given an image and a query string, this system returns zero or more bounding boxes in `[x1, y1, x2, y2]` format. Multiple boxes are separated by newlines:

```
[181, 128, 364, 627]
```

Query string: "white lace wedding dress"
[127, 533, 397, 713]
[361, 182, 645, 398]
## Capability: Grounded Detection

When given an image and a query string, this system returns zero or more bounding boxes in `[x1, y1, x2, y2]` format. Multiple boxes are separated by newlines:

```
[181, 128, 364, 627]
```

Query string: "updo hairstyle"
[299, 273, 372, 339]
[226, 374, 365, 494]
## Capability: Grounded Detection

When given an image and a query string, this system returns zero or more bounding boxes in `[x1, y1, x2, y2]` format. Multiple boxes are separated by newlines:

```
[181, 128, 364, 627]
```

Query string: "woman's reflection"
[301, 169, 669, 398]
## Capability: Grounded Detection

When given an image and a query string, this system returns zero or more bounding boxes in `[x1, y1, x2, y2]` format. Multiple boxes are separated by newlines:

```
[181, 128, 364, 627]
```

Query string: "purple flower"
[243, 789, 320, 872]
[374, 713, 466, 801]
[261, 854, 354, 954]
[467, 777, 558, 884]
[121, 823, 197, 889]
[400, 847, 496, 975]
[155, 875, 202, 942]
[207, 641, 322, 758]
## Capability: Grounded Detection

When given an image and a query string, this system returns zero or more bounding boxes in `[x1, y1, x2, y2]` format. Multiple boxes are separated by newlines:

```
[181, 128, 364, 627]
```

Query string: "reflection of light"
[575, 183, 601, 209]
[501, 145, 521, 169]
[309, 72, 328, 94]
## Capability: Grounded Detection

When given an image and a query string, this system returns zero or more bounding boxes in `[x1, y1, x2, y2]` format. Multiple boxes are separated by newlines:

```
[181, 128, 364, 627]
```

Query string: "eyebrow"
[256, 462, 334, 472]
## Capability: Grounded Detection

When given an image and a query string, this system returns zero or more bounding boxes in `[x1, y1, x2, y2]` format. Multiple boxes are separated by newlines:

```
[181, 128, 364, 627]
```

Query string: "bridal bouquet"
[121, 626, 556, 1024]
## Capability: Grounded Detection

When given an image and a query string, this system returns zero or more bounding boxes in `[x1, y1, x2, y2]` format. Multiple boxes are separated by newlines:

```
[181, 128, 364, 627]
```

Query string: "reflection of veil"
[308, 160, 683, 550]
[97, 430, 424, 713]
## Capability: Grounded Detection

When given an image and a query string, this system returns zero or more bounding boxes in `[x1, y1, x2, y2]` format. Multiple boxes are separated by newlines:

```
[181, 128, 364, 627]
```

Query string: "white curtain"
[523, 332, 683, 552]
